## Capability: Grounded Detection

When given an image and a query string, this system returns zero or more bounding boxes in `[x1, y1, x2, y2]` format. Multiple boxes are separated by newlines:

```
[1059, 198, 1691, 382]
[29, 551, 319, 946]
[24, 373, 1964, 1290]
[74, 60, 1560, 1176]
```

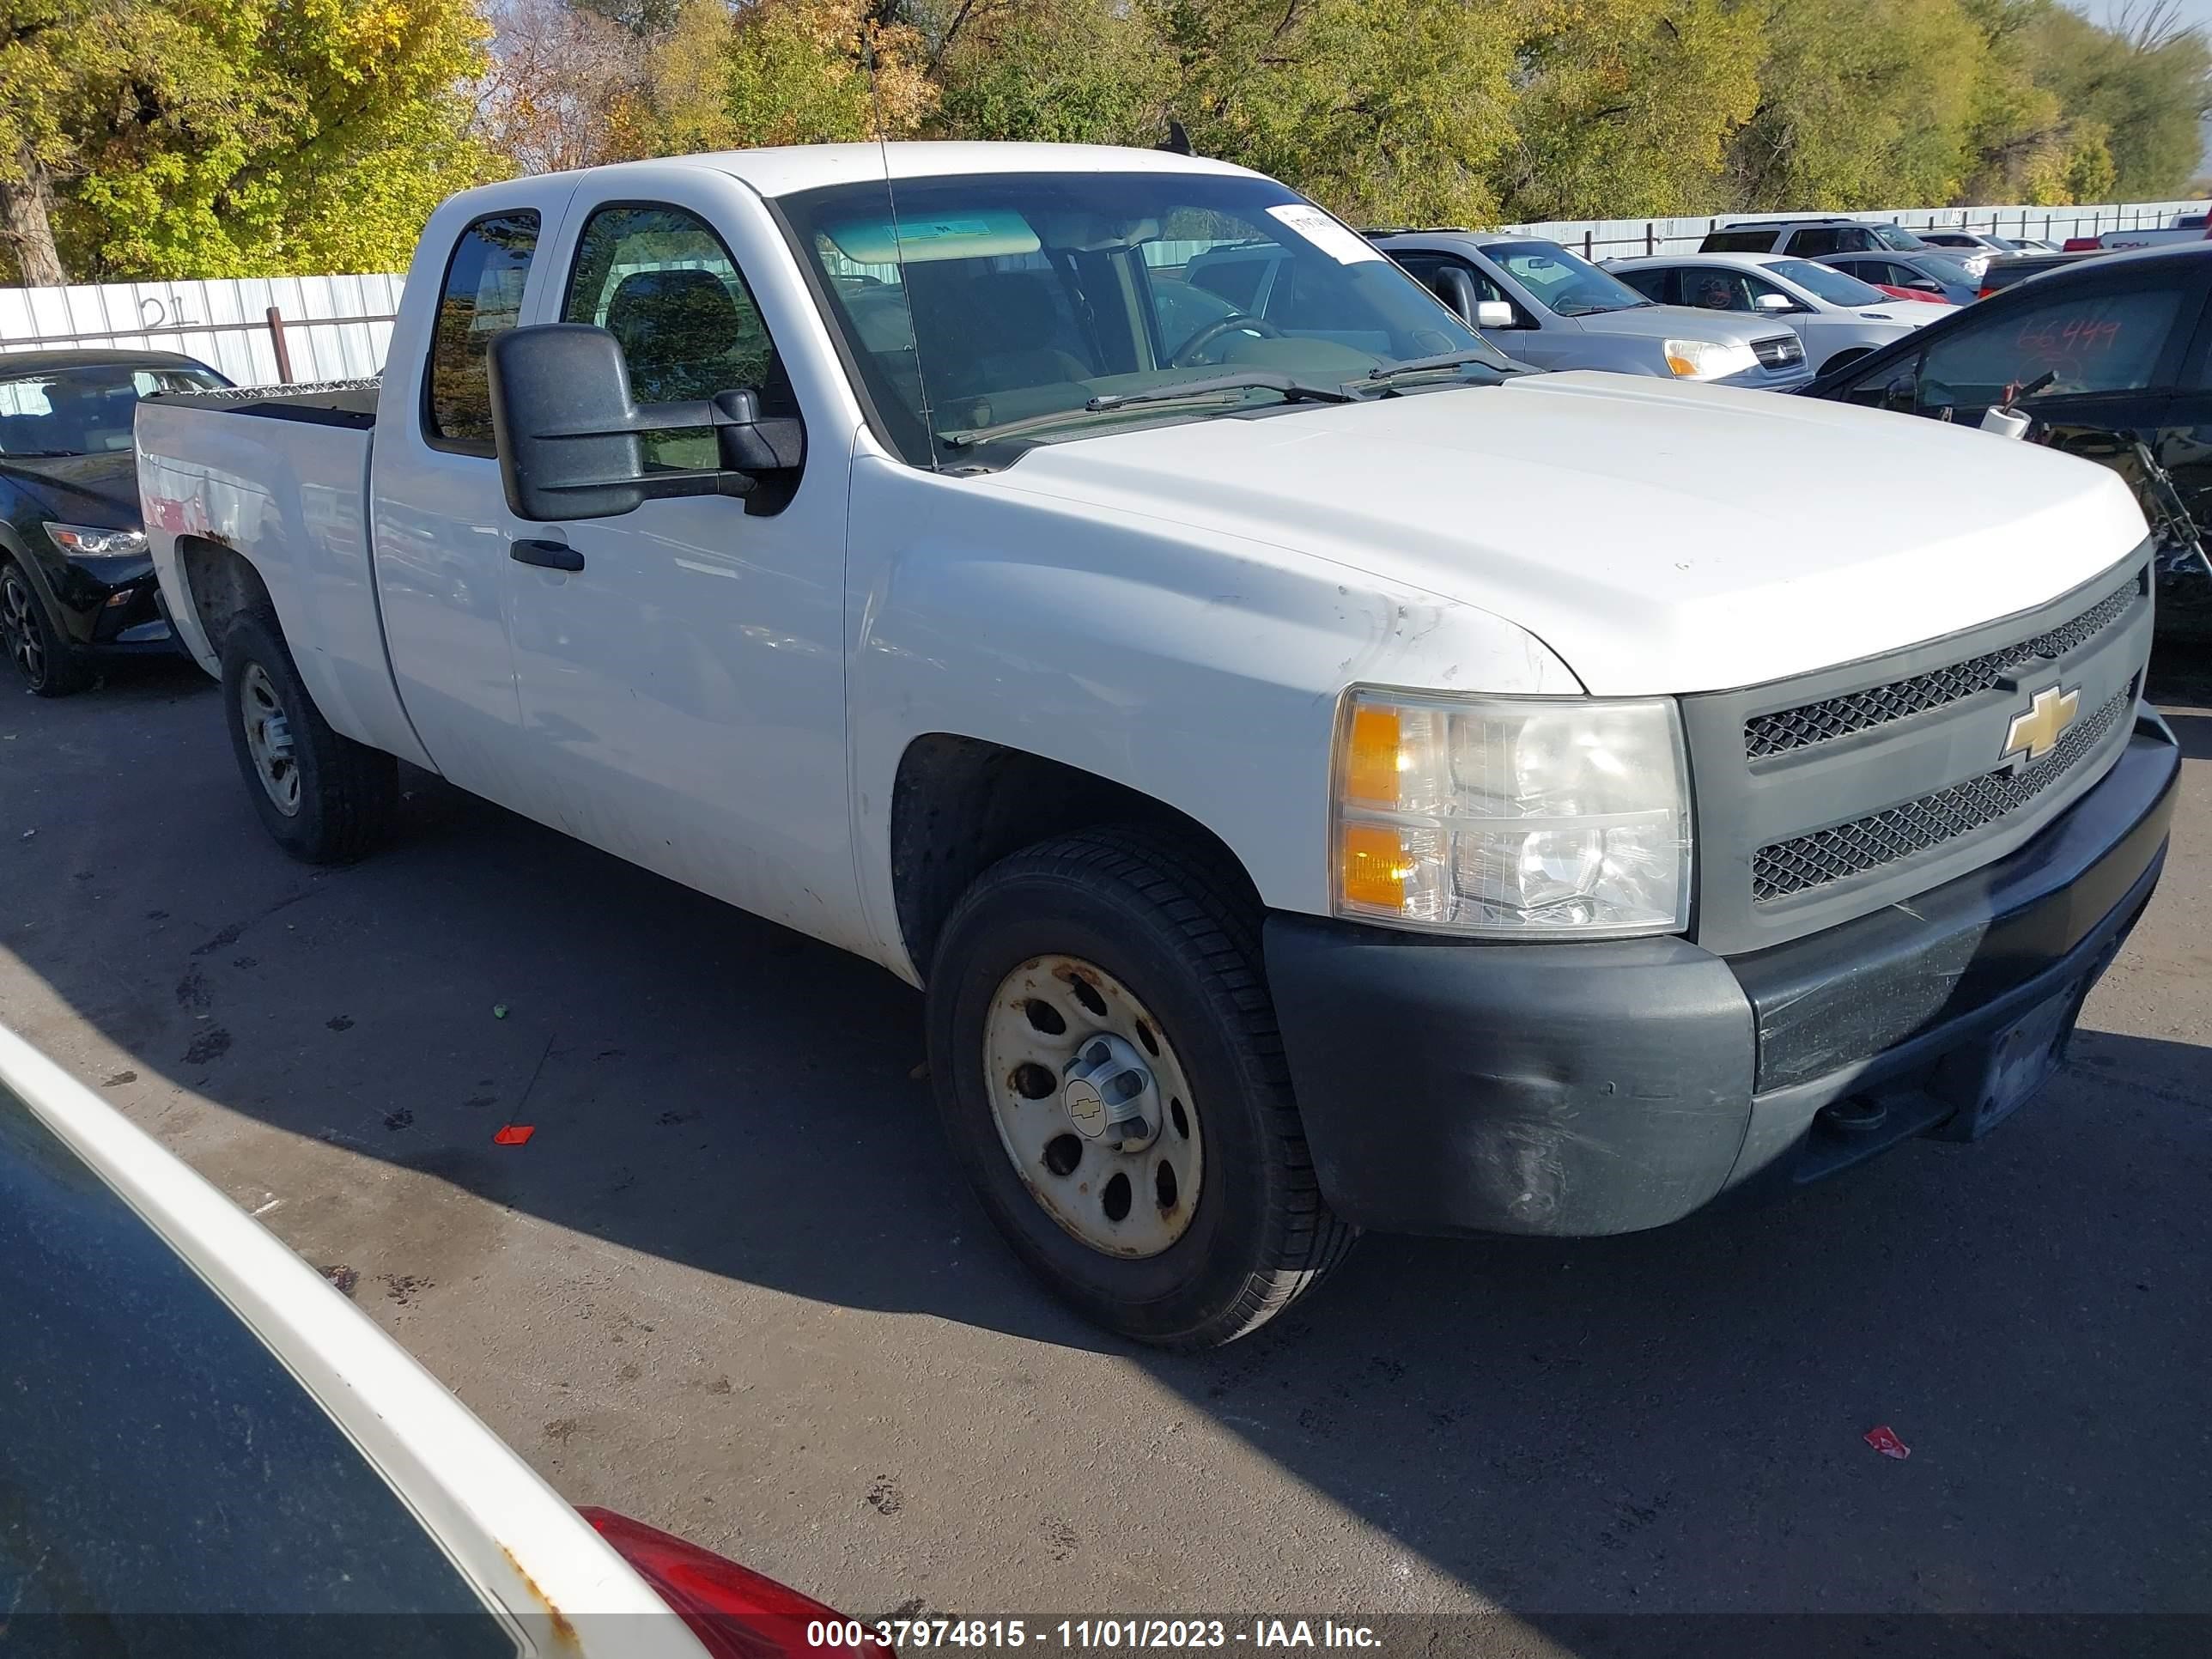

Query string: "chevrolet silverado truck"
[138, 143, 2182, 1347]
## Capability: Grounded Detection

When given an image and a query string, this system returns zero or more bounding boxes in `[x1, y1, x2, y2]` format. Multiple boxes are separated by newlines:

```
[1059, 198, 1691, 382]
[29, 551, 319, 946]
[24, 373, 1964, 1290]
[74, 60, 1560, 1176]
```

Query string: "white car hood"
[981, 372, 2148, 696]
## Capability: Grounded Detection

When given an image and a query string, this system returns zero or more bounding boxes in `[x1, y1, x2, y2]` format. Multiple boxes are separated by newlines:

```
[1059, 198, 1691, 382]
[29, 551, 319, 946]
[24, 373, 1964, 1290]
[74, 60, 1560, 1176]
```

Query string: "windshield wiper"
[940, 373, 1353, 448]
[1086, 373, 1355, 412]
[1364, 353, 1510, 388]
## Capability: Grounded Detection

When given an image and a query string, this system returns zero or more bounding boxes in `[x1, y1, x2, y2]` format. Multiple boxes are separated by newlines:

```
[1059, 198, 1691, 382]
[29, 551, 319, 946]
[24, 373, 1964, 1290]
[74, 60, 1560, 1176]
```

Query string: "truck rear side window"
[425, 210, 541, 453]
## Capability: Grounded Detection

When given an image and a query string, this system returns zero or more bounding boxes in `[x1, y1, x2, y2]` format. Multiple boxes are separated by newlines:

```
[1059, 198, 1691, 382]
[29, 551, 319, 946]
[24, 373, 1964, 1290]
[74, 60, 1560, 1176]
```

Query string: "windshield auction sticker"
[1266, 204, 1385, 265]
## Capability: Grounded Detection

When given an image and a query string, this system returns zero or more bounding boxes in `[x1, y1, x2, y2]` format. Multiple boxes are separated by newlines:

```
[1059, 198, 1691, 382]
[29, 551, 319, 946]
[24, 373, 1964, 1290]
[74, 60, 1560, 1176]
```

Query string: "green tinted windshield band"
[823, 209, 1041, 264]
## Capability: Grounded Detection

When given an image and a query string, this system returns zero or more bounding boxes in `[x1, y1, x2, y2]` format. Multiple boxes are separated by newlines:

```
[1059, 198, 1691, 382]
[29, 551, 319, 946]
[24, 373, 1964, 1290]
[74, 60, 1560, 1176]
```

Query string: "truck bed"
[137, 375, 430, 770]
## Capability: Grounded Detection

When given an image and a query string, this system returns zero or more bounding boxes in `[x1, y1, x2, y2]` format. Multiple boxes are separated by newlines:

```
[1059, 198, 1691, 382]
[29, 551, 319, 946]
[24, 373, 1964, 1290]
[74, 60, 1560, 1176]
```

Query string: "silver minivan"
[1338, 230, 1813, 390]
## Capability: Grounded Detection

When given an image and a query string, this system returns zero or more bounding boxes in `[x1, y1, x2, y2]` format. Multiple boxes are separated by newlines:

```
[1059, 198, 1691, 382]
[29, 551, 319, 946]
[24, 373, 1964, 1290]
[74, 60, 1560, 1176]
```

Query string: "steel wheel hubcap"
[240, 663, 301, 816]
[2, 571, 43, 685]
[983, 955, 1203, 1258]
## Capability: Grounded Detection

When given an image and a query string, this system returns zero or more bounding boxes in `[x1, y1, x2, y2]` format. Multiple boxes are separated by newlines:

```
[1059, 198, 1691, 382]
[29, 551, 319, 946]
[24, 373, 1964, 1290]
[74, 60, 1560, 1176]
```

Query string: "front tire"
[220, 610, 397, 863]
[927, 830, 1354, 1347]
[2, 556, 92, 697]
[1820, 347, 1873, 377]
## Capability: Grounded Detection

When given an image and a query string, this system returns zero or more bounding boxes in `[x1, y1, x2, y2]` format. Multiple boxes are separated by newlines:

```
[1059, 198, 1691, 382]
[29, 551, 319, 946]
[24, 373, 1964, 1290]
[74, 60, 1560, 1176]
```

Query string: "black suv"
[1700, 216, 1932, 258]
[1802, 241, 2212, 640]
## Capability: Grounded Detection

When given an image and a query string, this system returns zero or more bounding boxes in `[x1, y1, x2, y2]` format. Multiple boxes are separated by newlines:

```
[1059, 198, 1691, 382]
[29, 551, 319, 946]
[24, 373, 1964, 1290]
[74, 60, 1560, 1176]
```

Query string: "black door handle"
[510, 538, 584, 572]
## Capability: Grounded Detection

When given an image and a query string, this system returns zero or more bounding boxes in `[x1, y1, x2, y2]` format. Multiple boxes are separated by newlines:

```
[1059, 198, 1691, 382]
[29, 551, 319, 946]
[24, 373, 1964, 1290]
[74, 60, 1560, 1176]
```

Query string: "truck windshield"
[0, 362, 227, 456]
[777, 171, 1509, 465]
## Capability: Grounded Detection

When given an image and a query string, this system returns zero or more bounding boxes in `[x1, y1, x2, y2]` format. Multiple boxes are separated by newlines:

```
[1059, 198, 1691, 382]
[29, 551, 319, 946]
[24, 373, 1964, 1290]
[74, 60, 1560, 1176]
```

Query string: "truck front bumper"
[1265, 709, 2181, 1237]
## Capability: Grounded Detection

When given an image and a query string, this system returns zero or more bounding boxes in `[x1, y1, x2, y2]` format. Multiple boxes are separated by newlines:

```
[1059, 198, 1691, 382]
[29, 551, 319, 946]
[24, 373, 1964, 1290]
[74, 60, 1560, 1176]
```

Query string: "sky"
[2066, 0, 2212, 32]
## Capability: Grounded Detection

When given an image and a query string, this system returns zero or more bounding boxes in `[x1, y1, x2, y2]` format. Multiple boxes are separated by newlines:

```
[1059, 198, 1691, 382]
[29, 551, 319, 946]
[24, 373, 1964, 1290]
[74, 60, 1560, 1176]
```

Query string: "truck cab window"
[425, 210, 540, 453]
[562, 203, 792, 472]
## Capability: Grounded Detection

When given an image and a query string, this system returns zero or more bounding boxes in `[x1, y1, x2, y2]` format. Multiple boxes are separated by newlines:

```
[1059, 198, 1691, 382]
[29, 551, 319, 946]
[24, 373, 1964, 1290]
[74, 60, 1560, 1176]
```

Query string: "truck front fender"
[845, 454, 1582, 979]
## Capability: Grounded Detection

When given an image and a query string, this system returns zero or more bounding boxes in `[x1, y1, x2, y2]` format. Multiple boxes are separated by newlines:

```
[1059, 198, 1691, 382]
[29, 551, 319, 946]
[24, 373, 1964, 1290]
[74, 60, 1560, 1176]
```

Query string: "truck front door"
[372, 200, 568, 802]
[498, 180, 863, 951]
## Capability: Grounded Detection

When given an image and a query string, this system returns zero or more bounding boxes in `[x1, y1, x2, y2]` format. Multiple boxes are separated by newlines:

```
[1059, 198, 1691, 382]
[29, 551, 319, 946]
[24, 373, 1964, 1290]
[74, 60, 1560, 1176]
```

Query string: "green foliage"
[2027, 2, 2211, 200]
[1, 0, 495, 282]
[719, 0, 933, 147]
[1502, 0, 1766, 221]
[1143, 0, 1524, 227]
[1728, 0, 1989, 210]
[925, 0, 1166, 147]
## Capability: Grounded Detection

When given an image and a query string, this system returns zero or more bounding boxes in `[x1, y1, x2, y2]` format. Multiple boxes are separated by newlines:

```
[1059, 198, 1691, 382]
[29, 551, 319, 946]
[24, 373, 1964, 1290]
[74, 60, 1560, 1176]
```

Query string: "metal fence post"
[1583, 229, 1592, 258]
[1644, 222, 1654, 255]
[264, 305, 295, 384]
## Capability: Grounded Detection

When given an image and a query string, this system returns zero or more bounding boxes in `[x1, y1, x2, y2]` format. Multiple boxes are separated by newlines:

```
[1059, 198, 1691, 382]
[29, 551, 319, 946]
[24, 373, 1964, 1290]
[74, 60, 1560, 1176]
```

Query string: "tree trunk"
[0, 148, 66, 288]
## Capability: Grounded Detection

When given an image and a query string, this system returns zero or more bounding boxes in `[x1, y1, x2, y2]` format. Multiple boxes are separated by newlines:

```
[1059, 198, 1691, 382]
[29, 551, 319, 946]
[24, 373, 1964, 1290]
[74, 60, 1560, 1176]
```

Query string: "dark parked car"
[1803, 240, 2212, 637]
[1976, 249, 2106, 297]
[1816, 249, 1983, 307]
[0, 349, 228, 696]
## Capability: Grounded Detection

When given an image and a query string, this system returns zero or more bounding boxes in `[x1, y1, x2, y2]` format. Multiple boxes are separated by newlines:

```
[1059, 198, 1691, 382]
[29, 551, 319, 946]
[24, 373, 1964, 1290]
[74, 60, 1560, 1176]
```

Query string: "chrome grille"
[1753, 334, 1805, 369]
[1753, 681, 2133, 902]
[1745, 585, 2136, 760]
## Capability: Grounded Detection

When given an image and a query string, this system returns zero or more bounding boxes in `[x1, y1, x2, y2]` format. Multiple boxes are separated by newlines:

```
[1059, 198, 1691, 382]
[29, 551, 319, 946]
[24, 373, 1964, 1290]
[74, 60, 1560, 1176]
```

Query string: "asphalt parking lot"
[3, 654, 2209, 1654]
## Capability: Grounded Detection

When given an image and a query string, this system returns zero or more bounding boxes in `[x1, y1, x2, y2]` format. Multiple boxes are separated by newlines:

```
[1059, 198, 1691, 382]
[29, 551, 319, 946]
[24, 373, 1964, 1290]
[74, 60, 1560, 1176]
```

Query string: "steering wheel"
[1171, 312, 1283, 366]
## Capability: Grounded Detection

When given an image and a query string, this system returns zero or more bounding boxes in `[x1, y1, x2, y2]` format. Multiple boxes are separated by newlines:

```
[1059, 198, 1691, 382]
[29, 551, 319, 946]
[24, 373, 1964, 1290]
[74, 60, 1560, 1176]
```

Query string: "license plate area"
[1941, 987, 2081, 1140]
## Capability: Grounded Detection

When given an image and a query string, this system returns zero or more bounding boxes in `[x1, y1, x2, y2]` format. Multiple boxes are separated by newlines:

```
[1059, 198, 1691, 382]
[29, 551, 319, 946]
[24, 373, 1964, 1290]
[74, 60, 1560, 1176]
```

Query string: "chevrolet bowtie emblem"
[2002, 684, 2080, 769]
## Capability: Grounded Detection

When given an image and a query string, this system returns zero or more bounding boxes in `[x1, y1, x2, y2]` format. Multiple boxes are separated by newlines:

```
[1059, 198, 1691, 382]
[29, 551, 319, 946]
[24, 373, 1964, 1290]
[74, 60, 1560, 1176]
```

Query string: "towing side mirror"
[486, 323, 803, 523]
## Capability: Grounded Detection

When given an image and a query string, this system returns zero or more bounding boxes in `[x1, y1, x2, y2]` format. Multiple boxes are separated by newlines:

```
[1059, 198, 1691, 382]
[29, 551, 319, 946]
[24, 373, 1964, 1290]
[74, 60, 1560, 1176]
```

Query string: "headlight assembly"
[1332, 689, 1692, 937]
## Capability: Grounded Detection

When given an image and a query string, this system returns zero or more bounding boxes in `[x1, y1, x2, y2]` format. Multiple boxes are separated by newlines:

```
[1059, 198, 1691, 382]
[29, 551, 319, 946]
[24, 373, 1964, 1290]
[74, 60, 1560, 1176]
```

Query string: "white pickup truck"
[139, 143, 2181, 1347]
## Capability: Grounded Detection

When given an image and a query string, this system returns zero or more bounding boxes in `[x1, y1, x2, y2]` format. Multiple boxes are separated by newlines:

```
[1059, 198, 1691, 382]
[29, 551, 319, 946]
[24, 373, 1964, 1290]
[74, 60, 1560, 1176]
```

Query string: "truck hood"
[1565, 305, 1792, 348]
[982, 371, 2148, 696]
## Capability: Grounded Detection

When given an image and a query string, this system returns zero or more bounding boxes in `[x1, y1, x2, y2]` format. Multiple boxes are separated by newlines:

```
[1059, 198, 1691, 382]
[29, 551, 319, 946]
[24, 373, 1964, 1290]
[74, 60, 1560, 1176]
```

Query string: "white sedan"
[1605, 250, 1952, 378]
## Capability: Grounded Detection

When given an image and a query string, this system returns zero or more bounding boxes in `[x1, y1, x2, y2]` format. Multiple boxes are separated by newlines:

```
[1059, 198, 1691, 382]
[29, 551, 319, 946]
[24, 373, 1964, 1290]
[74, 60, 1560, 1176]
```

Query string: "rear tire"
[220, 609, 396, 863]
[927, 829, 1355, 1347]
[1, 556, 92, 698]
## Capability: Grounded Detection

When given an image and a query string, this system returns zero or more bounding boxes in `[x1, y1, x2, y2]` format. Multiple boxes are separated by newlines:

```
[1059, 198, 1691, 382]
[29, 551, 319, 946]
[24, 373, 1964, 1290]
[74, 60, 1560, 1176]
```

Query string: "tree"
[1146, 0, 1522, 228]
[2027, 1, 2210, 199]
[1500, 0, 1765, 222]
[1, 0, 495, 284]
[1, 0, 105, 283]
[926, 0, 1167, 146]
[721, 0, 934, 147]
[472, 0, 651, 175]
[1727, 0, 1988, 210]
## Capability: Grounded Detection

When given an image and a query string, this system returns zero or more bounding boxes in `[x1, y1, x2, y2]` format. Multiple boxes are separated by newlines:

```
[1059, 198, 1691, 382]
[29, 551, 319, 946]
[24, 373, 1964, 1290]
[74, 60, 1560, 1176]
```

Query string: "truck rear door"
[495, 169, 860, 950]
[369, 191, 573, 802]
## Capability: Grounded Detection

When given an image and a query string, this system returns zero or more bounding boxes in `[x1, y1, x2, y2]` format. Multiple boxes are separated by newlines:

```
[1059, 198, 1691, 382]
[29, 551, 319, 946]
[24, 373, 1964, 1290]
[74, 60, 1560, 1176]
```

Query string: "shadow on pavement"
[2, 656, 2208, 1628]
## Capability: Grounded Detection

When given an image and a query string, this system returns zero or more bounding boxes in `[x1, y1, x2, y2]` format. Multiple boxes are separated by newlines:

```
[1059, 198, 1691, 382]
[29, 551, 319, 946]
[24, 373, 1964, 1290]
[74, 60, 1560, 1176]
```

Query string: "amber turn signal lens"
[1342, 704, 1404, 807]
[1339, 823, 1408, 910]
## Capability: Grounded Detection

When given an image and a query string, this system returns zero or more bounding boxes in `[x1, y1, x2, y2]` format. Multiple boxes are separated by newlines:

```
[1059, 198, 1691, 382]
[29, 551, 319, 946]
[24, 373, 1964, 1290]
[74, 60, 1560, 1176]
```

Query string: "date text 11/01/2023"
[807, 1619, 1385, 1650]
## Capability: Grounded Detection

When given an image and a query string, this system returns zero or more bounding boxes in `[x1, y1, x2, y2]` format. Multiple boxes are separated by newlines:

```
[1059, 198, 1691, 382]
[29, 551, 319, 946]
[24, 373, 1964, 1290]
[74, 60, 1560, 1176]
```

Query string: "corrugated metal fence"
[0, 196, 2203, 384]
[0, 273, 403, 386]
